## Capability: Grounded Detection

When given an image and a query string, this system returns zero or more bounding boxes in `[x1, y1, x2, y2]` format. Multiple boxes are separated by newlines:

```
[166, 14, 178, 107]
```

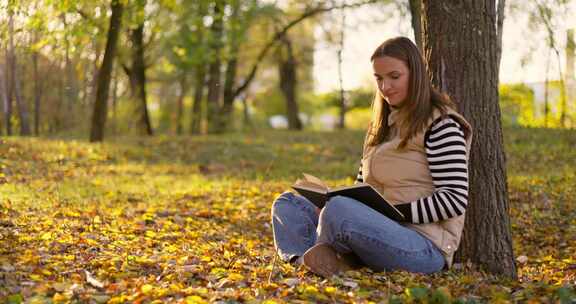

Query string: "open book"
[291, 173, 405, 221]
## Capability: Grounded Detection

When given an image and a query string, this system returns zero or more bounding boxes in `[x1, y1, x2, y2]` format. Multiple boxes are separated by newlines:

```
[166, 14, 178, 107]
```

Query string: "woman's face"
[372, 56, 410, 107]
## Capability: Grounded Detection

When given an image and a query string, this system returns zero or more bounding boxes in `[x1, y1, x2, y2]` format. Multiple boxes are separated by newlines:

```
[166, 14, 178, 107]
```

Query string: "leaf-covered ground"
[1, 127, 575, 303]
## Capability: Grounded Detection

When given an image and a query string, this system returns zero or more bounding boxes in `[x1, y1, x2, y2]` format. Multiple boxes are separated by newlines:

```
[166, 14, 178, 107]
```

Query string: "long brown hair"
[365, 37, 454, 149]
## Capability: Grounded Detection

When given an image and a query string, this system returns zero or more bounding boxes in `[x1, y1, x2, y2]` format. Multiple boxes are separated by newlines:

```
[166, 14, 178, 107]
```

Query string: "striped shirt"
[355, 116, 468, 224]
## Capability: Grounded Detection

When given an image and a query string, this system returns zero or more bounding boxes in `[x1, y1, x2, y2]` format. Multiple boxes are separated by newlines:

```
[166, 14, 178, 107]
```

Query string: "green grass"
[0, 127, 574, 303]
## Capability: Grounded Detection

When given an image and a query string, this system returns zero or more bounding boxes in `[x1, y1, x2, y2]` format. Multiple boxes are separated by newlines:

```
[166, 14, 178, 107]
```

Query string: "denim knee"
[271, 191, 294, 212]
[319, 196, 350, 227]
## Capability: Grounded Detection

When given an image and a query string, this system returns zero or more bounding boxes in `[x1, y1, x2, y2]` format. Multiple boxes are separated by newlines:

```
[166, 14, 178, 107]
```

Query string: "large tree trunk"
[128, 21, 153, 136]
[90, 0, 123, 142]
[278, 36, 302, 130]
[206, 0, 225, 134]
[422, 0, 516, 278]
[190, 64, 205, 135]
[8, 9, 31, 136]
[408, 0, 423, 50]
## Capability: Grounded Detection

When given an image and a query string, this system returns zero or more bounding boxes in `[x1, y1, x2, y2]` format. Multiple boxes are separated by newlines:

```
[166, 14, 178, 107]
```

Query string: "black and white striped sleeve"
[395, 116, 469, 224]
[355, 162, 364, 183]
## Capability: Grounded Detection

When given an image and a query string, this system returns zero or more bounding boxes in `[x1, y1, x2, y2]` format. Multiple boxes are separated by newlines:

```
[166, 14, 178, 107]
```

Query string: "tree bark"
[495, 0, 505, 67]
[408, 0, 423, 50]
[278, 36, 302, 130]
[128, 22, 153, 136]
[90, 0, 123, 142]
[422, 0, 517, 278]
[206, 0, 225, 133]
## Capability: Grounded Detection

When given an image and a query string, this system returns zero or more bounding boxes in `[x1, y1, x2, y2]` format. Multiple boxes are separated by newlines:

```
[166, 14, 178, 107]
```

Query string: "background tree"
[422, 0, 517, 278]
[205, 0, 225, 134]
[277, 34, 303, 130]
[122, 0, 153, 136]
[408, 0, 422, 50]
[6, 2, 31, 136]
[90, 0, 124, 142]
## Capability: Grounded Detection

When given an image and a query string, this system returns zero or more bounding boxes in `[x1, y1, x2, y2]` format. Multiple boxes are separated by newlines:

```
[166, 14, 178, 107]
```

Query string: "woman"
[271, 37, 473, 277]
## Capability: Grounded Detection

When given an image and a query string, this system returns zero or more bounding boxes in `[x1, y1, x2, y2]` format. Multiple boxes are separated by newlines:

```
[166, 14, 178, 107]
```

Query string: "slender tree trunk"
[242, 94, 252, 129]
[90, 0, 124, 142]
[567, 29, 575, 128]
[55, 61, 64, 132]
[219, 57, 238, 132]
[0, 63, 7, 136]
[88, 38, 103, 106]
[206, 0, 224, 133]
[422, 0, 517, 278]
[33, 40, 41, 136]
[218, 0, 241, 133]
[62, 13, 78, 117]
[408, 0, 423, 50]
[544, 49, 550, 128]
[553, 49, 567, 128]
[337, 4, 346, 129]
[278, 37, 302, 130]
[190, 64, 205, 135]
[8, 11, 31, 136]
[176, 74, 189, 135]
[110, 66, 119, 134]
[4, 46, 12, 136]
[128, 22, 153, 136]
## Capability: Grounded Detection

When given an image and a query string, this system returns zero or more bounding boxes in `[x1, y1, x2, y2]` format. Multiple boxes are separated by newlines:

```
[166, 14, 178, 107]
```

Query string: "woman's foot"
[302, 243, 361, 277]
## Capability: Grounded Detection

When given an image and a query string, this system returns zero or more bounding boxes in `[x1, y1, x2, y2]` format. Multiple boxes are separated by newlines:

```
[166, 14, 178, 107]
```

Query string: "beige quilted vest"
[361, 107, 472, 268]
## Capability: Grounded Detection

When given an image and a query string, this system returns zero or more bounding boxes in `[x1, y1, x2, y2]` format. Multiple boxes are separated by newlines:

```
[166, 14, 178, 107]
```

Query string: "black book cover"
[292, 181, 404, 221]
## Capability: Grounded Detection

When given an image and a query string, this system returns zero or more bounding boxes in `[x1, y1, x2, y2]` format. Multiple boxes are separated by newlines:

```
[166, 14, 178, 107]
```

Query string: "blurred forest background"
[0, 0, 574, 141]
[2, 0, 576, 302]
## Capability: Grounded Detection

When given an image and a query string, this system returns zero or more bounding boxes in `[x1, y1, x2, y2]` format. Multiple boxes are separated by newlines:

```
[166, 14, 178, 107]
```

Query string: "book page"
[331, 182, 369, 192]
[293, 178, 328, 193]
[302, 173, 329, 189]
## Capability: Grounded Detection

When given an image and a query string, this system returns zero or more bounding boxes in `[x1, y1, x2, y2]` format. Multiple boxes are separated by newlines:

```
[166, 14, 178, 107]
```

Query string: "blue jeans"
[271, 191, 445, 274]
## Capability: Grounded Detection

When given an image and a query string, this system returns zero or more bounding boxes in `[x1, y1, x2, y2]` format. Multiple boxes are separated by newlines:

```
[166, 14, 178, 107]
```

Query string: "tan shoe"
[302, 243, 362, 278]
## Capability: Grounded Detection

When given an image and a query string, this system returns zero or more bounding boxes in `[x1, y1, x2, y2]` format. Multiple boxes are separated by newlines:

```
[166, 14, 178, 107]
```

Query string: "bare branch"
[75, 8, 104, 31]
[232, 0, 379, 100]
